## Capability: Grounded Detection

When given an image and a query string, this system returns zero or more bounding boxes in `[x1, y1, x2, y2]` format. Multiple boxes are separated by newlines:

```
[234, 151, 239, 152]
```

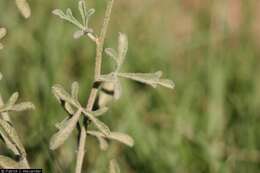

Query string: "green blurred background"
[0, 0, 260, 172]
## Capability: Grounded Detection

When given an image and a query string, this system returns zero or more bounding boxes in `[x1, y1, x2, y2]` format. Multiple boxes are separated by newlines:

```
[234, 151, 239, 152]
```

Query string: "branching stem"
[75, 0, 114, 172]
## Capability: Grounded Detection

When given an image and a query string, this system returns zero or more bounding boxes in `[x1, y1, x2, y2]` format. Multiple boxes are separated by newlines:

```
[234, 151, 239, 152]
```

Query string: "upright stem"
[75, 0, 114, 173]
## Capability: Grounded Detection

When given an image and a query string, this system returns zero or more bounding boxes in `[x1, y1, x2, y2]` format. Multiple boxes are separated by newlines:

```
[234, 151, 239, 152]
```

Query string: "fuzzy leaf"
[0, 130, 19, 155]
[158, 79, 175, 89]
[64, 103, 75, 115]
[52, 9, 66, 19]
[50, 109, 82, 150]
[78, 0, 88, 27]
[87, 131, 108, 150]
[0, 155, 21, 169]
[117, 33, 128, 71]
[71, 82, 79, 100]
[105, 48, 118, 63]
[118, 71, 162, 88]
[55, 116, 69, 130]
[0, 119, 26, 155]
[108, 132, 134, 147]
[83, 110, 110, 136]
[15, 0, 31, 18]
[0, 28, 7, 40]
[109, 159, 120, 173]
[52, 85, 81, 108]
[6, 92, 19, 108]
[52, 9, 84, 29]
[10, 102, 35, 112]
[92, 107, 109, 117]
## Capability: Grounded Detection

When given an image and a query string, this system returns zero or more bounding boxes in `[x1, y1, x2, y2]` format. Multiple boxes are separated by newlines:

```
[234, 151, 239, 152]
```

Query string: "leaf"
[109, 159, 120, 173]
[83, 110, 110, 136]
[87, 131, 108, 151]
[0, 28, 7, 40]
[78, 0, 88, 27]
[0, 73, 2, 80]
[6, 92, 19, 108]
[71, 82, 79, 100]
[92, 107, 109, 117]
[55, 116, 69, 130]
[0, 130, 19, 155]
[10, 102, 35, 112]
[52, 9, 84, 30]
[0, 155, 21, 169]
[113, 78, 122, 100]
[105, 48, 118, 63]
[50, 109, 82, 150]
[87, 131, 134, 147]
[117, 71, 162, 88]
[108, 132, 134, 147]
[64, 102, 75, 115]
[158, 79, 175, 89]
[0, 119, 26, 155]
[116, 33, 128, 71]
[52, 84, 81, 108]
[52, 9, 66, 19]
[15, 0, 31, 18]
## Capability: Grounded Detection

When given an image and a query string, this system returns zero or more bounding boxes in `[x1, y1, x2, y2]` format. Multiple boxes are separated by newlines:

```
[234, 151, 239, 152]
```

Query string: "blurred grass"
[0, 0, 260, 172]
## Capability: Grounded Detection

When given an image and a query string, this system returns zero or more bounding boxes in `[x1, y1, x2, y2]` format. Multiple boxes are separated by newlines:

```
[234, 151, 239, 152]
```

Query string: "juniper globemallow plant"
[51, 0, 175, 173]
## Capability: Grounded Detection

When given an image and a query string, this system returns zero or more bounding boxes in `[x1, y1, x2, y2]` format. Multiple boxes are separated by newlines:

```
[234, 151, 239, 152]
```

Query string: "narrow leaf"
[7, 92, 19, 107]
[15, 0, 31, 18]
[52, 9, 66, 19]
[0, 130, 19, 155]
[78, 0, 87, 27]
[109, 159, 120, 173]
[71, 82, 79, 100]
[118, 71, 162, 88]
[83, 110, 110, 136]
[158, 79, 175, 89]
[0, 28, 7, 40]
[0, 155, 20, 169]
[52, 85, 81, 108]
[117, 33, 128, 71]
[92, 107, 109, 117]
[108, 132, 134, 147]
[55, 116, 69, 130]
[87, 131, 108, 151]
[0, 119, 26, 155]
[105, 48, 118, 63]
[50, 109, 82, 150]
[10, 102, 35, 112]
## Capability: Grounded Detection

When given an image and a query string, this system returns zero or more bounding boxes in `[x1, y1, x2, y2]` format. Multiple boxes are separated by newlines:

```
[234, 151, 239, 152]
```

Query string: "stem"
[75, 126, 86, 173]
[75, 0, 114, 172]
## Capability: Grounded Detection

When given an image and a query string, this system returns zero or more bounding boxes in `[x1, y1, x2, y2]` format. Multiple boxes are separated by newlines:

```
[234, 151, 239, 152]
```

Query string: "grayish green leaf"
[52, 84, 81, 108]
[71, 82, 79, 100]
[10, 102, 35, 112]
[109, 159, 120, 173]
[87, 131, 108, 151]
[50, 109, 82, 150]
[15, 0, 31, 18]
[83, 110, 110, 136]
[105, 48, 118, 63]
[0, 155, 21, 169]
[92, 107, 109, 117]
[116, 33, 128, 71]
[108, 132, 134, 147]
[73, 30, 84, 39]
[78, 0, 88, 27]
[0, 28, 7, 40]
[0, 119, 26, 155]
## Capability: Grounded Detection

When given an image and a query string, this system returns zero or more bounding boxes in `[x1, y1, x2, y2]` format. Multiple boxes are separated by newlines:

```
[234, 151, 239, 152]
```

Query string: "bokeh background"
[0, 0, 260, 172]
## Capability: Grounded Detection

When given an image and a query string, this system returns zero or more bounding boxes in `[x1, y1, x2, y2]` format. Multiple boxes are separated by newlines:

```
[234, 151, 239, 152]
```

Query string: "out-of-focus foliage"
[0, 0, 259, 172]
